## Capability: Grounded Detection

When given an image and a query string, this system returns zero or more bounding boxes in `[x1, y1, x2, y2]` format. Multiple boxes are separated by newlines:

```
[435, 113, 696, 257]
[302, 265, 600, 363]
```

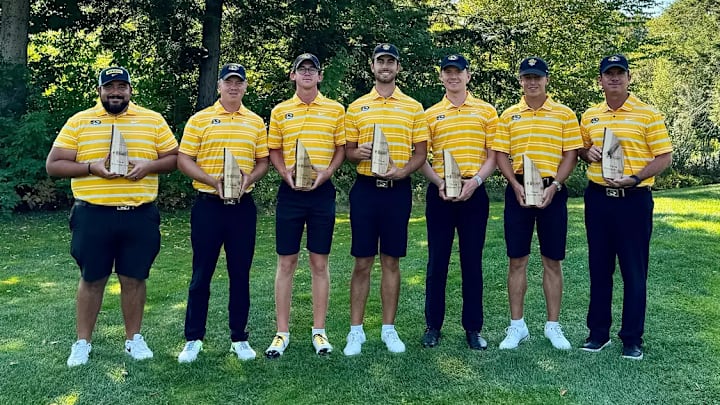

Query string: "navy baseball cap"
[292, 53, 321, 72]
[440, 54, 469, 70]
[519, 57, 549, 76]
[373, 43, 400, 60]
[219, 63, 246, 80]
[98, 67, 131, 86]
[600, 54, 629, 73]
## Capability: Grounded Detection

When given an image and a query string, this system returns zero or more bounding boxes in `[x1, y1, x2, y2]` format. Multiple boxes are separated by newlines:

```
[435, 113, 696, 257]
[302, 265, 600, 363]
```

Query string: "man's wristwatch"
[551, 180, 562, 191]
[630, 175, 641, 187]
[472, 175, 483, 186]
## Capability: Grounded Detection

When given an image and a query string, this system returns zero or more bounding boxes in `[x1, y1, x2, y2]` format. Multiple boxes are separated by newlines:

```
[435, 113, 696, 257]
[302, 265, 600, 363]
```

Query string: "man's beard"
[102, 99, 129, 114]
[374, 71, 397, 84]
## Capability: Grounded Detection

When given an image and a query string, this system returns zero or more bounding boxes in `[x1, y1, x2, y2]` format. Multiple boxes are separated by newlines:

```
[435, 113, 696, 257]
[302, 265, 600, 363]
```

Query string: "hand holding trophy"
[223, 148, 244, 200]
[443, 149, 462, 199]
[523, 154, 544, 207]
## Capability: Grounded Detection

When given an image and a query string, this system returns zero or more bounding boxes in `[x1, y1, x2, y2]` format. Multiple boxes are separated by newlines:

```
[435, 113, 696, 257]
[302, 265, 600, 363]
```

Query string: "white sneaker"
[499, 326, 529, 350]
[544, 324, 572, 350]
[264, 334, 289, 359]
[381, 329, 406, 353]
[343, 331, 366, 356]
[67, 339, 91, 367]
[125, 334, 153, 360]
[178, 340, 203, 363]
[230, 341, 256, 361]
[312, 333, 333, 355]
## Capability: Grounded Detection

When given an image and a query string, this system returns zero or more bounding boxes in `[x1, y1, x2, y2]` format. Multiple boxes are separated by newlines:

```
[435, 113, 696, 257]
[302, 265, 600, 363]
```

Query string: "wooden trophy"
[371, 124, 390, 175]
[223, 148, 244, 199]
[602, 128, 624, 179]
[294, 140, 314, 189]
[443, 149, 462, 198]
[523, 154, 544, 206]
[108, 124, 129, 175]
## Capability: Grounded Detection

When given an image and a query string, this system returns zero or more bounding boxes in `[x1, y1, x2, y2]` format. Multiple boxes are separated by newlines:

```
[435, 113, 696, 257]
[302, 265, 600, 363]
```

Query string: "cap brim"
[293, 58, 320, 70]
[441, 62, 467, 70]
[601, 63, 628, 73]
[519, 69, 548, 77]
[99, 78, 130, 86]
[373, 52, 399, 60]
[221, 73, 246, 80]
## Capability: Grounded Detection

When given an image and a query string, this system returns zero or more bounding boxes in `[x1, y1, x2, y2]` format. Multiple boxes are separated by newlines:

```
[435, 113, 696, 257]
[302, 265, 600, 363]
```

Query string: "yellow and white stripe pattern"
[180, 101, 268, 193]
[346, 87, 429, 176]
[425, 93, 498, 178]
[493, 96, 582, 177]
[580, 93, 672, 186]
[268, 93, 345, 175]
[53, 101, 178, 206]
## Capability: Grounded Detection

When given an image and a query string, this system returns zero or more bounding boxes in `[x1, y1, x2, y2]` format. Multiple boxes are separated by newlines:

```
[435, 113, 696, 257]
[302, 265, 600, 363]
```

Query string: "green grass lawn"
[1, 185, 719, 404]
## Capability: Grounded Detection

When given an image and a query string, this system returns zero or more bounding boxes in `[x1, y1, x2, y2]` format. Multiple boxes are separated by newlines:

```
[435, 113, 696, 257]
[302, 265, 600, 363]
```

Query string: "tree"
[196, 0, 222, 111]
[0, 0, 30, 116]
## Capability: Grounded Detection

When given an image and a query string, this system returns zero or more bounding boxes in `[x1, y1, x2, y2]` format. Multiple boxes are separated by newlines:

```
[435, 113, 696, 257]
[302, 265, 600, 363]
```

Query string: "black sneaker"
[422, 328, 440, 348]
[580, 337, 611, 352]
[621, 344, 643, 360]
[465, 331, 488, 350]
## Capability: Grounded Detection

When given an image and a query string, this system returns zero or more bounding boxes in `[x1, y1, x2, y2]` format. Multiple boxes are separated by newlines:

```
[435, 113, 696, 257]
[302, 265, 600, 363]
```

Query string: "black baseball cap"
[440, 54, 469, 70]
[292, 53, 321, 72]
[98, 67, 131, 86]
[219, 63, 247, 80]
[373, 43, 400, 60]
[600, 54, 629, 73]
[519, 57, 549, 77]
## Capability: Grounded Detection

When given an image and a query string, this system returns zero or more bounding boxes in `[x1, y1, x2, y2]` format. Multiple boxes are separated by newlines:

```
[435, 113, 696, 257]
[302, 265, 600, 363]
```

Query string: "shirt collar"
[442, 92, 480, 109]
[292, 92, 325, 106]
[213, 100, 247, 115]
[602, 93, 638, 112]
[519, 95, 553, 112]
[370, 86, 404, 100]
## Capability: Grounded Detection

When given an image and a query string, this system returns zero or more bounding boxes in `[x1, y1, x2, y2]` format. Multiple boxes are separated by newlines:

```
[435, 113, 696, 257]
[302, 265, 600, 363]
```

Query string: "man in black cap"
[420, 54, 497, 350]
[492, 57, 582, 351]
[176, 63, 269, 363]
[343, 43, 429, 356]
[264, 53, 345, 358]
[47, 66, 179, 367]
[579, 54, 672, 360]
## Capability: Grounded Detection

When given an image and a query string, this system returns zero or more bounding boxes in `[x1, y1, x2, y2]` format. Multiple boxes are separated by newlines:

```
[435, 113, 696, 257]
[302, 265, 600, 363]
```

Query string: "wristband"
[472, 175, 483, 186]
[87, 163, 92, 175]
[630, 175, 641, 187]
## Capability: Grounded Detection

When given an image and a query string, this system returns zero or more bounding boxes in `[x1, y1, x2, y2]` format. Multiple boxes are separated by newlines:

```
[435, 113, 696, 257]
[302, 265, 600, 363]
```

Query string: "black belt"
[196, 192, 241, 205]
[357, 175, 409, 189]
[515, 174, 554, 187]
[588, 181, 650, 198]
[74, 200, 153, 211]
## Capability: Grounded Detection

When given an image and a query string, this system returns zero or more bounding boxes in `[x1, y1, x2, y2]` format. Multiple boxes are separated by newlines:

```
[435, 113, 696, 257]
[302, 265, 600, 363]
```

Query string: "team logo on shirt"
[361, 106, 369, 111]
[511, 114, 521, 121]
[90, 120, 101, 125]
[212, 118, 221, 125]
[436, 114, 445, 120]
[285, 113, 294, 119]
[591, 118, 599, 123]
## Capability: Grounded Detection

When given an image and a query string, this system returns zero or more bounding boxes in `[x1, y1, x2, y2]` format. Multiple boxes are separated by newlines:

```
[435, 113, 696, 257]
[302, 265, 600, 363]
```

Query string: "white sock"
[381, 324, 395, 334]
[545, 321, 559, 329]
[510, 318, 526, 329]
[312, 328, 326, 337]
[350, 324, 364, 335]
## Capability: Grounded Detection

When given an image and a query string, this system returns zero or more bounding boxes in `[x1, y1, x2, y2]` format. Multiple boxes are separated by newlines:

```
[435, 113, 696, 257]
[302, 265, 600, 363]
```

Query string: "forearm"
[397, 142, 427, 178]
[345, 142, 363, 163]
[269, 149, 286, 174]
[635, 152, 672, 180]
[146, 150, 178, 174]
[554, 149, 579, 183]
[496, 152, 520, 186]
[476, 150, 497, 181]
[177, 153, 217, 188]
[420, 161, 442, 186]
[326, 146, 346, 173]
[247, 157, 269, 185]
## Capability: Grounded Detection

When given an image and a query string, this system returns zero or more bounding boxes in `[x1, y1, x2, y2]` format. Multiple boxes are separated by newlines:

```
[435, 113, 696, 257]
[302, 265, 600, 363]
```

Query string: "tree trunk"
[195, 0, 223, 112]
[0, 0, 30, 116]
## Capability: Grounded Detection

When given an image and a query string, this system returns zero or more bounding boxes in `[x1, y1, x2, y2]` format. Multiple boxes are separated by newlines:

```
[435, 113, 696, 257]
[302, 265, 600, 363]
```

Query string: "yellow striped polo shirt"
[580, 93, 672, 187]
[346, 87, 429, 176]
[53, 101, 178, 206]
[179, 100, 269, 193]
[425, 92, 498, 178]
[268, 93, 345, 176]
[493, 96, 582, 177]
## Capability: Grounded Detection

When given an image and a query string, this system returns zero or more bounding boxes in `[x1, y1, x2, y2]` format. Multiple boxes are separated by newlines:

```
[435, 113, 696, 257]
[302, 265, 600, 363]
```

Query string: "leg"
[76, 276, 110, 341]
[309, 252, 330, 330]
[380, 254, 401, 325]
[424, 185, 455, 331]
[457, 186, 489, 332]
[274, 254, 299, 333]
[225, 197, 257, 342]
[349, 256, 374, 325]
[541, 256, 563, 322]
[118, 275, 147, 339]
[508, 256, 530, 320]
